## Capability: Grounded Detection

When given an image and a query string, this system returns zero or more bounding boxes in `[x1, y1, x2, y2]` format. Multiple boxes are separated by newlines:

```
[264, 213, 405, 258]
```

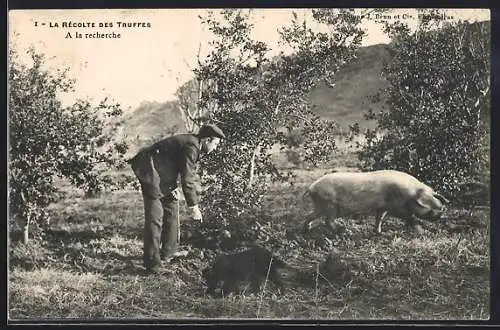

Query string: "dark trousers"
[130, 148, 179, 270]
[142, 192, 179, 269]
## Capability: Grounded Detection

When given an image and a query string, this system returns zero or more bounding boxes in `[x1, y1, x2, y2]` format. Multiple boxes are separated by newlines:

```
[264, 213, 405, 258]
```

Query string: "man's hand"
[171, 188, 180, 200]
[188, 205, 203, 222]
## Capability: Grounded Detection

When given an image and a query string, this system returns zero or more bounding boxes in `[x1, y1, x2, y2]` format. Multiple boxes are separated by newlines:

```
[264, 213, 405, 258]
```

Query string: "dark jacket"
[131, 134, 201, 206]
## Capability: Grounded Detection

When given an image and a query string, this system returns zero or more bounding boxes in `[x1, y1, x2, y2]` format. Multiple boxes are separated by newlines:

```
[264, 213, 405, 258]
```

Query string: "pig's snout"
[421, 206, 445, 221]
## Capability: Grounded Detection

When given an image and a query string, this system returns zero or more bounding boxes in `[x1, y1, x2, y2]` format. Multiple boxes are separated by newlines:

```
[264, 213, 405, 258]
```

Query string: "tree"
[9, 47, 130, 243]
[353, 14, 490, 202]
[178, 9, 365, 224]
[175, 79, 205, 133]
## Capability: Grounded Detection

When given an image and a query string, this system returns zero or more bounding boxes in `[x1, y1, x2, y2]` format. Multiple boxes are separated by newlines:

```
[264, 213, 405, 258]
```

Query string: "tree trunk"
[248, 145, 260, 188]
[22, 215, 30, 244]
[196, 79, 204, 129]
[178, 105, 191, 133]
[20, 191, 30, 244]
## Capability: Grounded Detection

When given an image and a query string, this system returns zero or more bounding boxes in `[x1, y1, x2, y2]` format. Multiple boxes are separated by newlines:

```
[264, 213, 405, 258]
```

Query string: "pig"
[202, 244, 292, 296]
[302, 170, 449, 234]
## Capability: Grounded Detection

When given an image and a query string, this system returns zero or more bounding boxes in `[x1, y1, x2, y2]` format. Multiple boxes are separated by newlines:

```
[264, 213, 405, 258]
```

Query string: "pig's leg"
[375, 210, 388, 234]
[325, 204, 340, 232]
[395, 199, 425, 234]
[404, 212, 425, 234]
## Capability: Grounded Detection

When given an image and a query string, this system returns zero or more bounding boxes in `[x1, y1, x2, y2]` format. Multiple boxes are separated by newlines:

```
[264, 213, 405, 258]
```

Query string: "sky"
[8, 8, 490, 111]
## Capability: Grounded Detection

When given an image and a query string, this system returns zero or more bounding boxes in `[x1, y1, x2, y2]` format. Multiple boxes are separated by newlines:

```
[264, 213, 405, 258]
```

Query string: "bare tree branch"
[197, 30, 204, 68]
[177, 103, 192, 132]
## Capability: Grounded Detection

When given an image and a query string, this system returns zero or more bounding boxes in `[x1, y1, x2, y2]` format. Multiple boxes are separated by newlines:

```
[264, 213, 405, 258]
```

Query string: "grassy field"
[8, 147, 490, 321]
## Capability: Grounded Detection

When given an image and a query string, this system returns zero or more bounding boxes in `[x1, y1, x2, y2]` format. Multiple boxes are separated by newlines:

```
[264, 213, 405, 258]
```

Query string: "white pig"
[302, 170, 449, 234]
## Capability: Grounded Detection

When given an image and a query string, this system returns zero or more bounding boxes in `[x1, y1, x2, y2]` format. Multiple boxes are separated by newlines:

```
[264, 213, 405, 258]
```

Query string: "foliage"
[179, 9, 365, 222]
[352, 17, 490, 201]
[9, 47, 130, 241]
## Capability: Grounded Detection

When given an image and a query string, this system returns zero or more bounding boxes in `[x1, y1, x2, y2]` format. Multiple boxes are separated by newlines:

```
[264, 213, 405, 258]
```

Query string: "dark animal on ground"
[202, 244, 293, 296]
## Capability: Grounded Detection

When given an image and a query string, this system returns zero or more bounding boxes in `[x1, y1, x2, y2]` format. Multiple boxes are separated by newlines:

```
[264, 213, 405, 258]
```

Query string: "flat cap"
[197, 124, 226, 139]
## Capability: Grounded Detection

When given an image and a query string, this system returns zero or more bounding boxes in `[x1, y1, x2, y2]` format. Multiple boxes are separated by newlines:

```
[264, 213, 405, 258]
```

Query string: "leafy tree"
[177, 9, 365, 224]
[9, 47, 130, 243]
[353, 14, 490, 203]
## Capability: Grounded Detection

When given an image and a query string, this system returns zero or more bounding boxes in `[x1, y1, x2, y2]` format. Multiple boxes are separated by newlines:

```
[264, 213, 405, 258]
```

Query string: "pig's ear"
[414, 188, 425, 199]
[414, 189, 427, 208]
[434, 193, 449, 204]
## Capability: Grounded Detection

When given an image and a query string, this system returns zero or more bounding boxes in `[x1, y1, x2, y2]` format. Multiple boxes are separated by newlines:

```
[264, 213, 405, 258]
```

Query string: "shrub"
[354, 18, 490, 202]
[9, 47, 131, 243]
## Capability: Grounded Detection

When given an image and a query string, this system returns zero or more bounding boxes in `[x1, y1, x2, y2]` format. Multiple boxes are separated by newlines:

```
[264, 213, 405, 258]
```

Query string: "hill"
[120, 43, 392, 151]
[120, 100, 187, 154]
[308, 44, 391, 131]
